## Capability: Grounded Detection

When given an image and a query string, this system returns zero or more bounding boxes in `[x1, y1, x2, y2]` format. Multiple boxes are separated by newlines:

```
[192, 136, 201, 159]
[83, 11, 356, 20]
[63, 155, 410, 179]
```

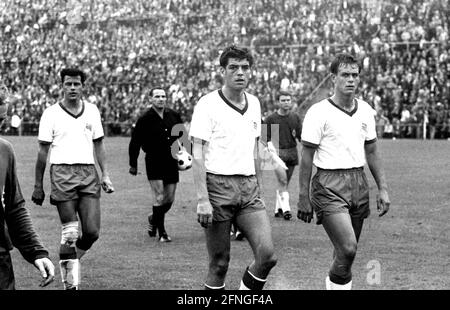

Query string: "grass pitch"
[6, 136, 449, 290]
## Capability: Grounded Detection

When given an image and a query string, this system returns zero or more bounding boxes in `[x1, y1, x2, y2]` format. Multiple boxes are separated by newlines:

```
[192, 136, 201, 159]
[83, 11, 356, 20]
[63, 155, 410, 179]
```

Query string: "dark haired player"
[129, 87, 187, 243]
[264, 90, 302, 220]
[32, 68, 114, 290]
[190, 46, 277, 290]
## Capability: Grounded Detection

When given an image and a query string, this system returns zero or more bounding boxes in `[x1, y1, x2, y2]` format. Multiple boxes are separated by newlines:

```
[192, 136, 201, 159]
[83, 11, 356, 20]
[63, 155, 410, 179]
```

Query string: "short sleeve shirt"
[189, 89, 261, 176]
[301, 98, 377, 169]
[38, 101, 104, 164]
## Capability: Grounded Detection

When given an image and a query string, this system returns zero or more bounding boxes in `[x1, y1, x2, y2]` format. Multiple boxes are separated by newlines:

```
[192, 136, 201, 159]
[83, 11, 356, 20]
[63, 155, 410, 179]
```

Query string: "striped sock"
[239, 266, 266, 290]
[204, 283, 225, 290]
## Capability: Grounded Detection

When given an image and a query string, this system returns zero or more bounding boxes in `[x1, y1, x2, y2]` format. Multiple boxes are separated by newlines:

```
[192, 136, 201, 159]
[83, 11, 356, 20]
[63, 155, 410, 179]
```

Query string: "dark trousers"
[0, 252, 15, 290]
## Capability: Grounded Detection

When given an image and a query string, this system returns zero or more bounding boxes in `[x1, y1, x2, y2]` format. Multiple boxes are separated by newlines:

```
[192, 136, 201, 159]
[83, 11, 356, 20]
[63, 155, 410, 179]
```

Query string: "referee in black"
[128, 87, 187, 242]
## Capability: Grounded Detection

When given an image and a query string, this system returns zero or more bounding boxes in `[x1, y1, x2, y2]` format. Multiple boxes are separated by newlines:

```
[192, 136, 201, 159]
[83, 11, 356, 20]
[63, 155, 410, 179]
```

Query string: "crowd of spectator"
[1, 0, 449, 138]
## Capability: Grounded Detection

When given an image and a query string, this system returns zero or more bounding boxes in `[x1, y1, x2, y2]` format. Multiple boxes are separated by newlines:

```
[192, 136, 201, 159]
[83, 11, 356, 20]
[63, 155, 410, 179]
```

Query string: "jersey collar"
[218, 89, 248, 115]
[328, 98, 358, 117]
[59, 101, 85, 119]
[150, 105, 165, 119]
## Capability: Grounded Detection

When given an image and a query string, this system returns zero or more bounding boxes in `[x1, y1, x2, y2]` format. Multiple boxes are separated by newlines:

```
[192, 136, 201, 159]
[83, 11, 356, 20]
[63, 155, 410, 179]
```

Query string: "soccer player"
[0, 85, 54, 290]
[190, 45, 277, 290]
[297, 53, 390, 290]
[264, 90, 302, 220]
[31, 68, 114, 290]
[128, 87, 187, 243]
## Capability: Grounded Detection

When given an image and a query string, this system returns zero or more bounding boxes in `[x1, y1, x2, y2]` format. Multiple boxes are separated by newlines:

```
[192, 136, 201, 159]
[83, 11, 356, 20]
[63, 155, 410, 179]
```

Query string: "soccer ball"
[176, 150, 192, 171]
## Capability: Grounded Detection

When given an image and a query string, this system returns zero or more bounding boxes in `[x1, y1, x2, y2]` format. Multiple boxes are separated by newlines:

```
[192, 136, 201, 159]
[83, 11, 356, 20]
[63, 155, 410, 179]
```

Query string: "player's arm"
[297, 144, 315, 223]
[128, 118, 143, 175]
[94, 138, 114, 193]
[365, 141, 390, 217]
[31, 142, 50, 206]
[5, 145, 55, 286]
[254, 137, 263, 194]
[295, 114, 302, 142]
[191, 136, 212, 228]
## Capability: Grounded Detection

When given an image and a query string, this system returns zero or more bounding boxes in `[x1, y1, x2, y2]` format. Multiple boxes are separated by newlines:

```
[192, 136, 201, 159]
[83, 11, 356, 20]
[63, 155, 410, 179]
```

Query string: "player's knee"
[257, 246, 277, 271]
[76, 230, 99, 251]
[162, 202, 173, 213]
[61, 221, 79, 246]
[339, 243, 357, 262]
[155, 194, 165, 205]
[161, 195, 174, 206]
[209, 254, 230, 277]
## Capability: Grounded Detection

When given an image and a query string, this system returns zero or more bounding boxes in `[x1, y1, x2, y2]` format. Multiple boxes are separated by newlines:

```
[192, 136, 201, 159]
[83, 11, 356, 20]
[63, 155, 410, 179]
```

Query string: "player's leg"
[281, 164, 296, 220]
[333, 195, 367, 264]
[158, 182, 177, 242]
[204, 220, 232, 290]
[322, 213, 357, 290]
[57, 200, 81, 290]
[275, 164, 294, 220]
[285, 165, 296, 184]
[76, 196, 101, 259]
[280, 148, 298, 219]
[273, 164, 288, 217]
[149, 180, 166, 239]
[235, 210, 277, 290]
[351, 169, 370, 244]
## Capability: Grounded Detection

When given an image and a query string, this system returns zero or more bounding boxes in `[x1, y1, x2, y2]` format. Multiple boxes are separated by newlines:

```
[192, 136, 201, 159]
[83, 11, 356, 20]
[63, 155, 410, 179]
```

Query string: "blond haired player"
[297, 54, 390, 290]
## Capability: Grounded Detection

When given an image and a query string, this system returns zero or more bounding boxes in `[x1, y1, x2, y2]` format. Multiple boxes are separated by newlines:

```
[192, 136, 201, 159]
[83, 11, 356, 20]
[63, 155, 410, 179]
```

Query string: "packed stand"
[0, 0, 449, 138]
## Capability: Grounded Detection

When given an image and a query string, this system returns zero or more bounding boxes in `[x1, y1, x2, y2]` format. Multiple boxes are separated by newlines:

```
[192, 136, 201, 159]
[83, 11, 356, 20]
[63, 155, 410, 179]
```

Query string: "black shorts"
[145, 155, 179, 183]
[0, 252, 15, 290]
[278, 147, 299, 166]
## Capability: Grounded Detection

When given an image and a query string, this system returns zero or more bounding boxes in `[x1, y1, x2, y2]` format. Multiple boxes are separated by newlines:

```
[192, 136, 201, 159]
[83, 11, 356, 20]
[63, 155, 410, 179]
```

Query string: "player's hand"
[376, 188, 390, 217]
[197, 201, 213, 228]
[129, 166, 137, 176]
[101, 175, 114, 193]
[34, 257, 55, 287]
[297, 195, 313, 223]
[31, 186, 45, 206]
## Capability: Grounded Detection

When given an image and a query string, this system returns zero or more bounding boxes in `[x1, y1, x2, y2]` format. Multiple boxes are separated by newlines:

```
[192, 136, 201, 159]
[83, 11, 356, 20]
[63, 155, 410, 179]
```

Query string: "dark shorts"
[0, 252, 15, 290]
[50, 164, 101, 205]
[206, 173, 266, 222]
[278, 147, 299, 166]
[310, 167, 370, 225]
[145, 155, 179, 183]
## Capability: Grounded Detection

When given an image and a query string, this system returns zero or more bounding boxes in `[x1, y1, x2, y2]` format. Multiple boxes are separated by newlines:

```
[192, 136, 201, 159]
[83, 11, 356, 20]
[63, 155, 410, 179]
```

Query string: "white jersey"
[189, 89, 261, 176]
[38, 101, 104, 164]
[301, 98, 377, 169]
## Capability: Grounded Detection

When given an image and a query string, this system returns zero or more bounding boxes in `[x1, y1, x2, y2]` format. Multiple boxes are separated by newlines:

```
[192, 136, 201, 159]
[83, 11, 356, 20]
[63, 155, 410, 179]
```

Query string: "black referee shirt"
[263, 111, 302, 149]
[128, 107, 185, 168]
